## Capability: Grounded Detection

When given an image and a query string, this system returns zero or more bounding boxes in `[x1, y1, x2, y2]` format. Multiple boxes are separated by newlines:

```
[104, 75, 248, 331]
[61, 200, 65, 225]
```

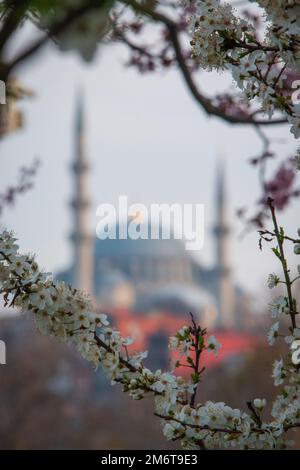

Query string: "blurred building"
[0, 79, 33, 136]
[57, 92, 247, 330]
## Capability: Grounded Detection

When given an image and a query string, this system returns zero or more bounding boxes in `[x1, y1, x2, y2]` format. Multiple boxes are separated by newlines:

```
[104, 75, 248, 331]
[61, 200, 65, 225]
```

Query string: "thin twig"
[267, 198, 298, 329]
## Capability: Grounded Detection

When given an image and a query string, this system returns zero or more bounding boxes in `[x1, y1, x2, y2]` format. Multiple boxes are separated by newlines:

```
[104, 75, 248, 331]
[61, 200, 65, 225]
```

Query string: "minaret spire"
[70, 88, 93, 294]
[214, 157, 235, 328]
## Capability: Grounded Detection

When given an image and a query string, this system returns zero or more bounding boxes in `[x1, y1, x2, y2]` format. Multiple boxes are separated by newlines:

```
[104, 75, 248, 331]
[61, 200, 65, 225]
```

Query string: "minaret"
[213, 159, 235, 329]
[70, 90, 93, 294]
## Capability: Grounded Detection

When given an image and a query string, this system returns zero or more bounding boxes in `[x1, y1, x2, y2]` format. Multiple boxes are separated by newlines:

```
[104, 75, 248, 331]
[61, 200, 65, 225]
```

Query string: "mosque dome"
[94, 221, 191, 260]
[93, 221, 200, 310]
[56, 93, 237, 329]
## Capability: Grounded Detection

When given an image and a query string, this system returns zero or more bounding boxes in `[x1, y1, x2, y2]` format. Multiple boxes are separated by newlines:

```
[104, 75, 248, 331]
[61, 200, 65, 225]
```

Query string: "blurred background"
[0, 0, 300, 449]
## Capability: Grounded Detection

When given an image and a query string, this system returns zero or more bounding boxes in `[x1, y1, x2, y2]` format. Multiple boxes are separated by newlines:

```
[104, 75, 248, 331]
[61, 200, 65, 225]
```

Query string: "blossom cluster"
[0, 230, 199, 407]
[188, 0, 300, 138]
[254, 1, 300, 36]
[1, 228, 300, 449]
[0, 231, 212, 437]
[161, 401, 287, 450]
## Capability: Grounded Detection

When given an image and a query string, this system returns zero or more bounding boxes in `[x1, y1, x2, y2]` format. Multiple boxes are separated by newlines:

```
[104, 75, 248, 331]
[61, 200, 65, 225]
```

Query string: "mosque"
[57, 93, 246, 331]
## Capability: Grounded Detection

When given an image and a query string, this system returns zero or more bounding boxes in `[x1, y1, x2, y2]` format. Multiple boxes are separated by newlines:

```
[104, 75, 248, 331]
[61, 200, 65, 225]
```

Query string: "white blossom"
[0, 226, 299, 450]
[272, 359, 285, 386]
[253, 398, 266, 410]
[206, 335, 221, 356]
[268, 322, 280, 345]
[284, 328, 300, 345]
[294, 244, 300, 255]
[267, 273, 280, 289]
[269, 296, 288, 318]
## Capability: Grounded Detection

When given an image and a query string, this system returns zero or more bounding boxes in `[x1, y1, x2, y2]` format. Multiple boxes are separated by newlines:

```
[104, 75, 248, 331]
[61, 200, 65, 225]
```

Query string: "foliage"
[1, 0, 300, 450]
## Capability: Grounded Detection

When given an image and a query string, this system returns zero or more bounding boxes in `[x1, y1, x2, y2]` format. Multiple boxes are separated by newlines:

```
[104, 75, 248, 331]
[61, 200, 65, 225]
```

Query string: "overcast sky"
[0, 23, 299, 306]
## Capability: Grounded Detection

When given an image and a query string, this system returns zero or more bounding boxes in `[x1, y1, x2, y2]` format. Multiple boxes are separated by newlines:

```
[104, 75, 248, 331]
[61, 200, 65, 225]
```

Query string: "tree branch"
[122, 0, 287, 127]
[267, 198, 298, 330]
[0, 0, 290, 127]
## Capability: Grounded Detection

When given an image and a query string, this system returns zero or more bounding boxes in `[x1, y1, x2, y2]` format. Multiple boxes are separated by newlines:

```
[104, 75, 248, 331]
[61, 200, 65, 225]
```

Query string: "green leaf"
[187, 356, 194, 366]
[272, 247, 281, 260]
[191, 372, 200, 384]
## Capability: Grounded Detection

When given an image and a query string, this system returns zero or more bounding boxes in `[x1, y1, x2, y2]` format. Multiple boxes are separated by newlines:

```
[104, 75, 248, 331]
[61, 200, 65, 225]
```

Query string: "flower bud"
[294, 244, 300, 255]
[253, 398, 266, 409]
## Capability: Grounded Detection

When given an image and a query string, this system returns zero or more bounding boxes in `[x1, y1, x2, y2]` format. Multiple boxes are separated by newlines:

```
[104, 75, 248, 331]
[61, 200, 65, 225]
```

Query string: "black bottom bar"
[0, 450, 298, 467]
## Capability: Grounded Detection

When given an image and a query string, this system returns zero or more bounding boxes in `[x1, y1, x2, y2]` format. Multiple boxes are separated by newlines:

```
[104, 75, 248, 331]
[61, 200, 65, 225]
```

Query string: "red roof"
[110, 309, 257, 374]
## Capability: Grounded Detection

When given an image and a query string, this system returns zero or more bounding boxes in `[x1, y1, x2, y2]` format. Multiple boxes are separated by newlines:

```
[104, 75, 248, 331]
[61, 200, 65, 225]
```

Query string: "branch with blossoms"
[2, 1, 300, 232]
[113, 0, 289, 126]
[0, 0, 295, 127]
[0, 230, 225, 444]
[2, 0, 300, 449]
[188, 1, 300, 139]
[1, 210, 300, 449]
